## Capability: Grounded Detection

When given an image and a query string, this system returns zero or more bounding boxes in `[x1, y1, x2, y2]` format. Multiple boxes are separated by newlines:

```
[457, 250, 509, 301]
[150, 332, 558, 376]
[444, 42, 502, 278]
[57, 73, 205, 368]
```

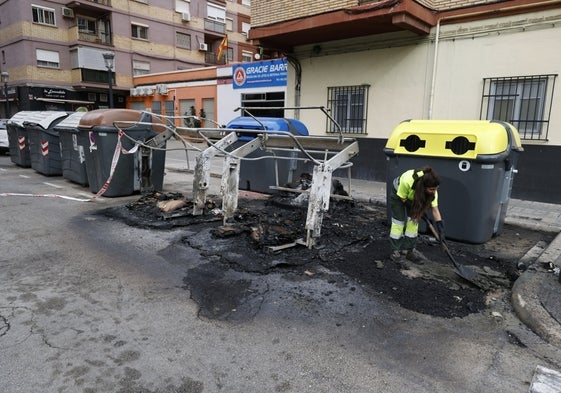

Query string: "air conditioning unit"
[130, 88, 139, 97]
[156, 84, 168, 95]
[142, 87, 154, 96]
[198, 42, 208, 51]
[181, 12, 191, 22]
[61, 7, 75, 18]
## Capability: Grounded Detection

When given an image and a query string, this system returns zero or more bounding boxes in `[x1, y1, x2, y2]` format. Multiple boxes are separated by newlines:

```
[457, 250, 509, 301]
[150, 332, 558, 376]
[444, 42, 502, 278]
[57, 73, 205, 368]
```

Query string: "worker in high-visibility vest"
[389, 167, 445, 263]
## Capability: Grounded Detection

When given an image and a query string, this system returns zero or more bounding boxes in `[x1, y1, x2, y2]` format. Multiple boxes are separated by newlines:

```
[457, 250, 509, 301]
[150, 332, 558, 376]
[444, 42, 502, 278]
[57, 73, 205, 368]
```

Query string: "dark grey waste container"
[78, 109, 166, 197]
[56, 111, 89, 185]
[6, 111, 44, 167]
[383, 120, 523, 244]
[225, 116, 310, 194]
[27, 112, 69, 176]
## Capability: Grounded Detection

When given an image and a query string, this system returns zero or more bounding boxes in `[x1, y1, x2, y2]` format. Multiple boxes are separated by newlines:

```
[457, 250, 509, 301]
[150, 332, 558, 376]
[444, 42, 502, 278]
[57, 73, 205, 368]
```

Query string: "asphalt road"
[1, 153, 561, 393]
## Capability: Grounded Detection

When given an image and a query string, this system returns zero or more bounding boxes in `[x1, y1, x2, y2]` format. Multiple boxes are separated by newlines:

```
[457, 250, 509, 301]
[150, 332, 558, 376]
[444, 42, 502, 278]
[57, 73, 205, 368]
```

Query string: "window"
[132, 60, 150, 76]
[481, 75, 556, 140]
[175, 0, 190, 13]
[176, 32, 191, 49]
[152, 101, 162, 115]
[242, 0, 250, 6]
[131, 23, 148, 40]
[207, 4, 226, 22]
[327, 85, 369, 134]
[241, 92, 285, 117]
[241, 22, 250, 37]
[32, 5, 55, 26]
[241, 51, 252, 63]
[36, 49, 60, 68]
[165, 100, 174, 118]
[78, 17, 97, 34]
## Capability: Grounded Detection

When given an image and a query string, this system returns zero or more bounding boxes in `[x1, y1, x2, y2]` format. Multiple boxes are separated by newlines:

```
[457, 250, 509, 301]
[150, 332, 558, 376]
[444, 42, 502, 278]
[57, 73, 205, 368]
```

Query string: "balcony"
[204, 19, 226, 35]
[205, 52, 227, 65]
[78, 31, 112, 45]
[66, 0, 111, 8]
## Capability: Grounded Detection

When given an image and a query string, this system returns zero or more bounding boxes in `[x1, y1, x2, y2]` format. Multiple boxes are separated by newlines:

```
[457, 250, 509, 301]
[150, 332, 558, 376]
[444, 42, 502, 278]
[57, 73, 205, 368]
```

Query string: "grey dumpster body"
[225, 116, 310, 194]
[27, 112, 69, 176]
[78, 109, 166, 197]
[384, 120, 523, 244]
[57, 111, 89, 185]
[6, 111, 52, 168]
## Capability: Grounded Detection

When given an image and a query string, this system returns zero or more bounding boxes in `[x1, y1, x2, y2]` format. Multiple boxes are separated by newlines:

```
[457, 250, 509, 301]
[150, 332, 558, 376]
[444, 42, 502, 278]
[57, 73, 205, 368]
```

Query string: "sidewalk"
[163, 140, 561, 348]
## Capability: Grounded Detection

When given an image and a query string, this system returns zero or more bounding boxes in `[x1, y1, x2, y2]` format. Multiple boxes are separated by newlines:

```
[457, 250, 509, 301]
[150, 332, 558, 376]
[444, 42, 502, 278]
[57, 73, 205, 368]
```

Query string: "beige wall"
[288, 9, 561, 145]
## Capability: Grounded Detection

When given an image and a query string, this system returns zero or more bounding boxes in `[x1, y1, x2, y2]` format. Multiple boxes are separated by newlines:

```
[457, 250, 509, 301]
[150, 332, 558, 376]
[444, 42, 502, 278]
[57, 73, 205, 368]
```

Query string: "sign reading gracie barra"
[232, 58, 287, 89]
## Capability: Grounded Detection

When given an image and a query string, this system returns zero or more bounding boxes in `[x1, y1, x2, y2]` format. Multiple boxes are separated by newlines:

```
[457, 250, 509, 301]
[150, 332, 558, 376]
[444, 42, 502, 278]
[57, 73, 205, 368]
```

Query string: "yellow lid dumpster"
[384, 120, 523, 243]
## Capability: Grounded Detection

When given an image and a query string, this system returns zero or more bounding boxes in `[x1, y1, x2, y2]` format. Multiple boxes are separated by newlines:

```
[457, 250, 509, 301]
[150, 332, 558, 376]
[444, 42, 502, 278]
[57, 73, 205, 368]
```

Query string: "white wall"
[289, 9, 561, 144]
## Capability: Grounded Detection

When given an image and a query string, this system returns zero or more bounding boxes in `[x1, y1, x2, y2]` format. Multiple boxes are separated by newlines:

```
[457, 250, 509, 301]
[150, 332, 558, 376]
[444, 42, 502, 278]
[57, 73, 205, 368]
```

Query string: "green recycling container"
[384, 119, 523, 243]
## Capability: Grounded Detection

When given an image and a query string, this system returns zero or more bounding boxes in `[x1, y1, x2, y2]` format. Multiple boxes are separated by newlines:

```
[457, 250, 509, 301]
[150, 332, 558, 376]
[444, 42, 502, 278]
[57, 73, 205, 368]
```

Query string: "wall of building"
[285, 9, 561, 203]
[251, 0, 356, 28]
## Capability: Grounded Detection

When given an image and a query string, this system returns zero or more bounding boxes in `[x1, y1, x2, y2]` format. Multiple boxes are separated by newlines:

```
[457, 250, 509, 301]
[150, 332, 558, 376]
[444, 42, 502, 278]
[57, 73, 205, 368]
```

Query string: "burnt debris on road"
[97, 191, 554, 319]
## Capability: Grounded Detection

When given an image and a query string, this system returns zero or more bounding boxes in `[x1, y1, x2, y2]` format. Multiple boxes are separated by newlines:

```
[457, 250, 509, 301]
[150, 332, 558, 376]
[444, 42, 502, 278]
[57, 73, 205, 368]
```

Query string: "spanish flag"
[217, 36, 228, 61]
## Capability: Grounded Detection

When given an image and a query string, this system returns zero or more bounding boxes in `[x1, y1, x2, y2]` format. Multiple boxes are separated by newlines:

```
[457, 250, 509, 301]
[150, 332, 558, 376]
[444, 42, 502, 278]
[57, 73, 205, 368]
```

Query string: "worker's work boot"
[389, 250, 403, 262]
[406, 248, 428, 264]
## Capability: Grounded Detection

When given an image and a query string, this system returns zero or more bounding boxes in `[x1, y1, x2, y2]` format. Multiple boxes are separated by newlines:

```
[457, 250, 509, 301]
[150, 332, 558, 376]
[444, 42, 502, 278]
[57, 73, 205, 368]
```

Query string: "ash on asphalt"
[98, 191, 555, 319]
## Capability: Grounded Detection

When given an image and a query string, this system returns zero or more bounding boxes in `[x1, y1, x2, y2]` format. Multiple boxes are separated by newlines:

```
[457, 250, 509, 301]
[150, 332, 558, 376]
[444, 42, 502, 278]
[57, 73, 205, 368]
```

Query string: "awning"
[35, 97, 95, 105]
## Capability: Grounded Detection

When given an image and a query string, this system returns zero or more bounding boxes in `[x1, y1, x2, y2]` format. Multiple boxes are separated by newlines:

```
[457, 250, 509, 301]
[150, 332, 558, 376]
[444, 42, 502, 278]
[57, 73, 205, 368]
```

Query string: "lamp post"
[102, 52, 115, 108]
[1, 71, 9, 118]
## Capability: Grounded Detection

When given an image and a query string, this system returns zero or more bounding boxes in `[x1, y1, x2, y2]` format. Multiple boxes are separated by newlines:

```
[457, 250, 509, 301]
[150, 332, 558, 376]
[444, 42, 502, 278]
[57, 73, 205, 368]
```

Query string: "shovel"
[422, 216, 482, 286]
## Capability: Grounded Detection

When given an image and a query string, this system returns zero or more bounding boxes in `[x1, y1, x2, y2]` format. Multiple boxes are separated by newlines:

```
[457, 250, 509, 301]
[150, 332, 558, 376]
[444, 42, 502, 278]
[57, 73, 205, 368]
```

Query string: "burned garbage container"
[225, 116, 310, 194]
[78, 109, 166, 197]
[27, 111, 69, 176]
[384, 120, 523, 243]
[56, 111, 89, 186]
[6, 111, 52, 168]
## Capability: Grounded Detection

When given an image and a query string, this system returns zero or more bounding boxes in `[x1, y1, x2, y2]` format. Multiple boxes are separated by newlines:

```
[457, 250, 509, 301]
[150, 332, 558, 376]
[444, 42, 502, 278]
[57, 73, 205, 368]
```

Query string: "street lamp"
[1, 71, 9, 118]
[102, 52, 115, 108]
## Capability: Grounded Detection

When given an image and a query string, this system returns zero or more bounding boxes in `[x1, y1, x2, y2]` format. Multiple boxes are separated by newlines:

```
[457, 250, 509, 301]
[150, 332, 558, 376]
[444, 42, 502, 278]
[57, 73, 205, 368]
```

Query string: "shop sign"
[233, 58, 287, 89]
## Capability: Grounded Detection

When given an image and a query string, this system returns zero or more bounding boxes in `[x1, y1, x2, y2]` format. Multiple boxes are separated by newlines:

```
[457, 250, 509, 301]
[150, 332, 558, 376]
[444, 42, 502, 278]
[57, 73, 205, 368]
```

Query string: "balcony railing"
[205, 52, 227, 65]
[85, 0, 111, 5]
[78, 31, 112, 45]
[204, 19, 226, 34]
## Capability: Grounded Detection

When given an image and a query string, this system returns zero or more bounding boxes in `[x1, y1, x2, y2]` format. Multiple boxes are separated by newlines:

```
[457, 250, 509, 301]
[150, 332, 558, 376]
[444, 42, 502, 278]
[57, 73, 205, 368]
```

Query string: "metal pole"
[108, 68, 113, 108]
[1, 71, 9, 118]
[102, 52, 115, 109]
[3, 81, 9, 118]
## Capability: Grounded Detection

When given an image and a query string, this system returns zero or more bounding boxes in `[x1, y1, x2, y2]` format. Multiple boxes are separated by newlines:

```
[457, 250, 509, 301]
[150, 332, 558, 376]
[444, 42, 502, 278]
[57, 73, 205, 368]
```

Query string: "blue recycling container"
[225, 116, 310, 193]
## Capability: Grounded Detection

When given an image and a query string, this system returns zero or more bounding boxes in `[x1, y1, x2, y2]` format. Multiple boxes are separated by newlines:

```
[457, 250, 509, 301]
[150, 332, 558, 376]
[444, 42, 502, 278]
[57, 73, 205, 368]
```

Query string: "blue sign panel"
[232, 58, 287, 89]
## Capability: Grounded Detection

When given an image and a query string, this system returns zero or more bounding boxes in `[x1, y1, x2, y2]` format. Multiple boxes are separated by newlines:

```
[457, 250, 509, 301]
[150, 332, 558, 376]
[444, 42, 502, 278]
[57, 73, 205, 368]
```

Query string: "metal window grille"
[326, 85, 368, 134]
[176, 32, 191, 49]
[480, 75, 557, 140]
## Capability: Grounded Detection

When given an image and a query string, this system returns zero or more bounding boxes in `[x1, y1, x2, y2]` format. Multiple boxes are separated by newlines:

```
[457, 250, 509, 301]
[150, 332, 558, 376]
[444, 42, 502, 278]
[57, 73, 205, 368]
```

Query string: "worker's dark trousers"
[389, 191, 419, 251]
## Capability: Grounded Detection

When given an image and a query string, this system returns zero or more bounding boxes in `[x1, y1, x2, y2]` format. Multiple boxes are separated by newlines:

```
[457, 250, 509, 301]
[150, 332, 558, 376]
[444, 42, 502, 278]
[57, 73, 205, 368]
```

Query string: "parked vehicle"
[0, 119, 9, 154]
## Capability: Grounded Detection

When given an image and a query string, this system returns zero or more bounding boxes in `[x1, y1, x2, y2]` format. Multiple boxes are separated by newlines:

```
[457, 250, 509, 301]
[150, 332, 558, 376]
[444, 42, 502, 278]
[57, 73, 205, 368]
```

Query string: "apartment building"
[0, 0, 255, 116]
[250, 0, 561, 203]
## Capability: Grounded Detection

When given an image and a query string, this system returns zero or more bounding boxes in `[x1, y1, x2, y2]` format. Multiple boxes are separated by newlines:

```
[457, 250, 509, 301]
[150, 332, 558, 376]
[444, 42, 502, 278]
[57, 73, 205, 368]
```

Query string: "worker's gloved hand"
[436, 220, 446, 241]
[404, 200, 412, 211]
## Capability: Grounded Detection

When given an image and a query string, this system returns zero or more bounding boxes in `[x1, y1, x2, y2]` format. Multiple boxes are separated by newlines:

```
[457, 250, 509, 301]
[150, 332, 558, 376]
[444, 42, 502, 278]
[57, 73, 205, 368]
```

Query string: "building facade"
[0, 0, 255, 116]
[128, 58, 288, 128]
[249, 0, 561, 204]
